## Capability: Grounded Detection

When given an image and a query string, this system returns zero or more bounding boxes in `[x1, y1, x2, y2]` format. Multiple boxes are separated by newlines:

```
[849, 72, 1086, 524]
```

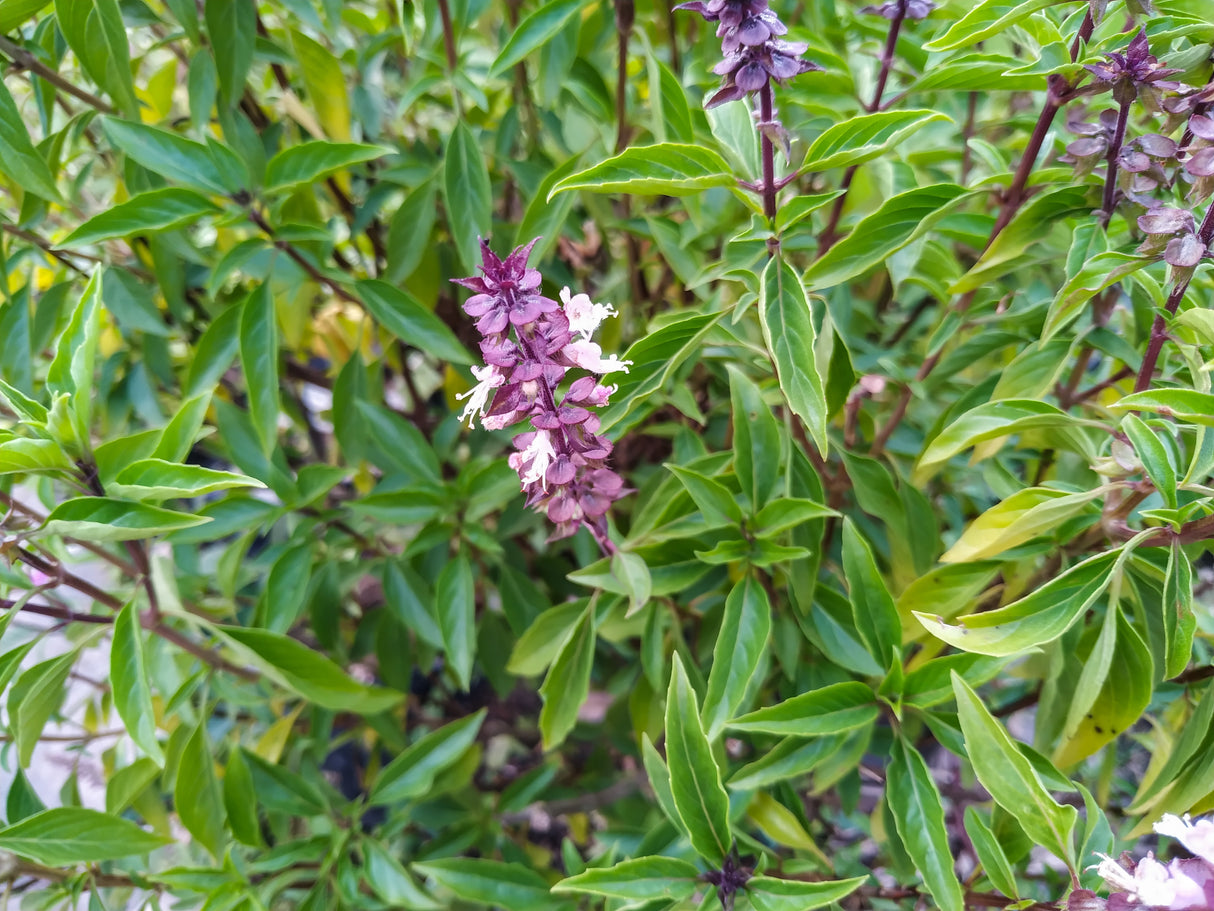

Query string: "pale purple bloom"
[1155, 815, 1214, 869]
[1092, 814, 1214, 910]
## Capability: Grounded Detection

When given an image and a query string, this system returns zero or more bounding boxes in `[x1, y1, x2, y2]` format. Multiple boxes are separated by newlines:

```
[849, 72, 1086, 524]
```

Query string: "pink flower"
[1155, 815, 1214, 868]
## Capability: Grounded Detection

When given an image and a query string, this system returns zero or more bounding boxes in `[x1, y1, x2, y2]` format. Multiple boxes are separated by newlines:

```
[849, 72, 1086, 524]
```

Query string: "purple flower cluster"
[675, 0, 821, 108]
[454, 239, 631, 547]
[1079, 814, 1214, 910]
[1084, 28, 1183, 108]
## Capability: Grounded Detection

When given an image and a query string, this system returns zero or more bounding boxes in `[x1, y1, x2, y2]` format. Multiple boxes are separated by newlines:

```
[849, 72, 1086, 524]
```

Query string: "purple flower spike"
[454, 239, 632, 549]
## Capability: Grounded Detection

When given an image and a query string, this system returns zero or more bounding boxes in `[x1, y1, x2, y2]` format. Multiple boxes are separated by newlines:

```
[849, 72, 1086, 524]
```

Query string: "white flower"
[560, 287, 618, 341]
[563, 339, 633, 375]
[1155, 814, 1214, 866]
[515, 430, 556, 489]
[455, 365, 504, 427]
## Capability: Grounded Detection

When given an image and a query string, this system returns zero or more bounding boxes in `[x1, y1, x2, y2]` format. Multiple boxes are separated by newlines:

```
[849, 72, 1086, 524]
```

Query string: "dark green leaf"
[760, 256, 827, 454]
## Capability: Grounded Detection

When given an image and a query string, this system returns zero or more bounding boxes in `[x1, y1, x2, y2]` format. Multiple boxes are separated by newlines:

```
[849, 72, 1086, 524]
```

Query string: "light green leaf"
[41, 497, 209, 541]
[0, 808, 171, 864]
[105, 758, 159, 817]
[915, 551, 1116, 656]
[804, 185, 968, 290]
[924, 0, 1060, 51]
[370, 710, 486, 805]
[290, 29, 351, 140]
[1122, 415, 1177, 509]
[666, 653, 732, 864]
[8, 649, 75, 767]
[550, 144, 735, 198]
[554, 856, 700, 902]
[109, 459, 263, 501]
[538, 604, 596, 749]
[1043, 252, 1155, 340]
[216, 626, 403, 713]
[952, 673, 1077, 867]
[506, 602, 584, 676]
[265, 141, 387, 191]
[760, 256, 827, 455]
[175, 724, 225, 859]
[64, 189, 220, 245]
[802, 110, 949, 172]
[887, 739, 964, 911]
[490, 0, 589, 76]
[963, 807, 1020, 898]
[746, 876, 868, 911]
[363, 839, 441, 909]
[703, 574, 771, 740]
[1111, 389, 1214, 427]
[1163, 542, 1196, 680]
[55, 0, 138, 116]
[0, 0, 51, 33]
[666, 463, 743, 527]
[110, 603, 163, 764]
[915, 400, 1082, 483]
[436, 554, 475, 691]
[940, 487, 1102, 563]
[0, 438, 74, 475]
[727, 680, 878, 736]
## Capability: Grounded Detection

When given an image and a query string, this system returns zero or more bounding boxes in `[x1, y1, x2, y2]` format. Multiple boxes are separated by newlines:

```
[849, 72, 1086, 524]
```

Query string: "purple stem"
[759, 83, 776, 223]
[1099, 100, 1131, 226]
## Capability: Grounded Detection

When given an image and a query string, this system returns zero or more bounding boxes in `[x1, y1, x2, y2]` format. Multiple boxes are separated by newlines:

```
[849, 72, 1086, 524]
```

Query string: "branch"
[0, 34, 116, 114]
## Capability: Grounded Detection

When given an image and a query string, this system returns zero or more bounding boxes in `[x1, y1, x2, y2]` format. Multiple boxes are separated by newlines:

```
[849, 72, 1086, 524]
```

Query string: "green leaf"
[0, 0, 51, 33]
[550, 144, 735, 198]
[914, 400, 1082, 483]
[435, 554, 476, 691]
[204, 0, 256, 107]
[444, 123, 492, 272]
[0, 77, 61, 202]
[1122, 415, 1177, 509]
[963, 807, 1020, 898]
[728, 366, 782, 511]
[703, 574, 771, 740]
[599, 311, 722, 435]
[1043, 252, 1155, 340]
[802, 110, 949, 172]
[940, 487, 1102, 564]
[110, 458, 264, 501]
[727, 680, 879, 736]
[842, 520, 901, 669]
[640, 734, 690, 838]
[55, 0, 138, 116]
[753, 498, 836, 535]
[952, 673, 1077, 868]
[951, 187, 1093, 293]
[0, 438, 74, 475]
[64, 188, 220, 245]
[554, 857, 700, 902]
[41, 497, 209, 541]
[666, 463, 743, 527]
[612, 550, 652, 616]
[887, 739, 964, 911]
[111, 603, 164, 764]
[363, 839, 441, 909]
[265, 141, 387, 191]
[665, 653, 732, 865]
[760, 256, 827, 455]
[223, 748, 262, 846]
[1163, 542, 1196, 679]
[915, 551, 1117, 656]
[507, 602, 584, 676]
[370, 710, 486, 805]
[216, 626, 403, 713]
[1111, 389, 1214, 427]
[0, 808, 171, 864]
[804, 185, 968, 290]
[538, 603, 596, 749]
[104, 758, 158, 817]
[8, 649, 75, 767]
[412, 858, 557, 911]
[290, 29, 351, 140]
[1053, 607, 1153, 767]
[175, 724, 226, 859]
[102, 118, 233, 194]
[240, 284, 280, 456]
[746, 876, 868, 911]
[358, 280, 472, 364]
[490, 0, 589, 76]
[924, 0, 1059, 51]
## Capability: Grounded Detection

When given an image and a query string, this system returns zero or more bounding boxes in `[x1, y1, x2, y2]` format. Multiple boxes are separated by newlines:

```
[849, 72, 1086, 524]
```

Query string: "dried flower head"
[454, 239, 632, 548]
